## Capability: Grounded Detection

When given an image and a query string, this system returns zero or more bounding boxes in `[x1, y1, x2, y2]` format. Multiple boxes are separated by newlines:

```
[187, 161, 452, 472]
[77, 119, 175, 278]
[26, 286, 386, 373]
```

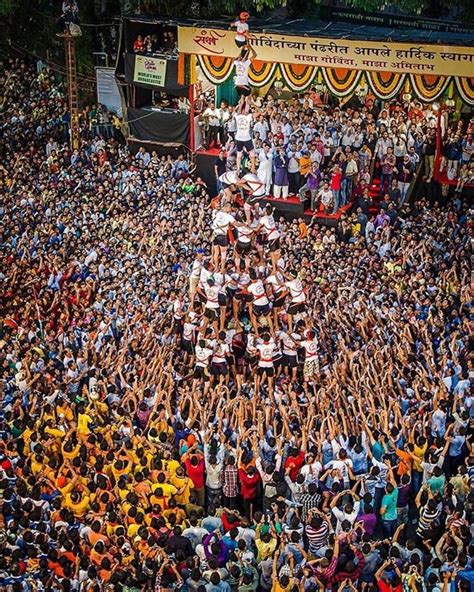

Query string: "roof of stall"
[122, 14, 474, 46]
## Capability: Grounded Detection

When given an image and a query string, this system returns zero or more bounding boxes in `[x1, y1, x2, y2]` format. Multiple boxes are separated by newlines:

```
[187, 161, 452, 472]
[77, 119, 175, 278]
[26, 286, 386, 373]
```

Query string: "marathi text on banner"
[177, 26, 474, 78]
[133, 55, 167, 87]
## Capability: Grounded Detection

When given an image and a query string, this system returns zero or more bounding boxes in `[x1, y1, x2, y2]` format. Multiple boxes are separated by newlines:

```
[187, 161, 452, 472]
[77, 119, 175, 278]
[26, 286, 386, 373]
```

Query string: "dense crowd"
[0, 57, 472, 592]
[197, 92, 445, 213]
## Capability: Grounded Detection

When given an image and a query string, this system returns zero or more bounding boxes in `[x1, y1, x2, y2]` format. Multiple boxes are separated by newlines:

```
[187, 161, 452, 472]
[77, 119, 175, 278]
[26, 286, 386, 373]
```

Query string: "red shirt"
[284, 451, 305, 481]
[377, 579, 402, 592]
[221, 511, 241, 533]
[238, 469, 261, 500]
[185, 458, 205, 488]
[331, 171, 342, 191]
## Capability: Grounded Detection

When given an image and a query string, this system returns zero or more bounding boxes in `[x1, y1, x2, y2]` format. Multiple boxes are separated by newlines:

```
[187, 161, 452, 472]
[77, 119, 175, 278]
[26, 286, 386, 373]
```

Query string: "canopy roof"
[124, 14, 474, 47]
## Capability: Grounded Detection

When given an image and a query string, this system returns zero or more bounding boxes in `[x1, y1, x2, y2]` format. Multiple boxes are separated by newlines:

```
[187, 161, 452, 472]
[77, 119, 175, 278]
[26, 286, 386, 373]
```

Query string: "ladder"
[64, 34, 80, 150]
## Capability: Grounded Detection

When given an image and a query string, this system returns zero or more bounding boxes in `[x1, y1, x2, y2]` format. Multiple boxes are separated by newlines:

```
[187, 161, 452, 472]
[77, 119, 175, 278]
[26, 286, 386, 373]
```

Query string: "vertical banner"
[133, 55, 168, 86]
[96, 67, 122, 116]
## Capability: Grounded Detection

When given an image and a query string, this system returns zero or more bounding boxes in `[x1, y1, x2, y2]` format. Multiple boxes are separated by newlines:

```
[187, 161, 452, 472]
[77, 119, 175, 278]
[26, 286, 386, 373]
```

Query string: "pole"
[64, 34, 80, 150]
[189, 83, 195, 152]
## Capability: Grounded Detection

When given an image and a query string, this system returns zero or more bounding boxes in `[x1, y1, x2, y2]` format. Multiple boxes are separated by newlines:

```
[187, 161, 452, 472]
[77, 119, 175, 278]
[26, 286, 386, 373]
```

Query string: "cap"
[240, 11, 250, 20]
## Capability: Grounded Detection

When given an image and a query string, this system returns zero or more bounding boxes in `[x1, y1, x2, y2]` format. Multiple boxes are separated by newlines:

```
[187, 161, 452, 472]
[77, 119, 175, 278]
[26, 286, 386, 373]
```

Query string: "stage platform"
[195, 148, 353, 225]
[262, 196, 352, 226]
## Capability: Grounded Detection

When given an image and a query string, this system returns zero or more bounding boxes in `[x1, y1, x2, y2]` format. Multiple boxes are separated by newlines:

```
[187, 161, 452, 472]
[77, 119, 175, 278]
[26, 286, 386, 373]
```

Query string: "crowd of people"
[197, 91, 445, 213]
[0, 56, 473, 592]
[132, 30, 178, 57]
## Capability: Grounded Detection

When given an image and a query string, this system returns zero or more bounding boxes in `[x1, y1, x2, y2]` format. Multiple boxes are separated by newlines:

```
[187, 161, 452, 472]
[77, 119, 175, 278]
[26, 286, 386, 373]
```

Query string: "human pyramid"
[171, 15, 320, 405]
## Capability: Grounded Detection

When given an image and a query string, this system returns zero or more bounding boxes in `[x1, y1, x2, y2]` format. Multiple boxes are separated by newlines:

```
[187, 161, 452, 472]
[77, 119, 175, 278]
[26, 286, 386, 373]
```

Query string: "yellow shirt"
[170, 475, 191, 505]
[413, 442, 427, 472]
[256, 537, 277, 562]
[151, 482, 177, 498]
[45, 426, 66, 440]
[64, 494, 90, 518]
[62, 443, 81, 460]
[77, 412, 93, 435]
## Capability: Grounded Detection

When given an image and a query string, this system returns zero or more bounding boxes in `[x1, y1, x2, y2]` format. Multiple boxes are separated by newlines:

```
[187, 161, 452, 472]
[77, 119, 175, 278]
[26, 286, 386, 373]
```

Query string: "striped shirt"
[417, 503, 441, 535]
[305, 520, 329, 554]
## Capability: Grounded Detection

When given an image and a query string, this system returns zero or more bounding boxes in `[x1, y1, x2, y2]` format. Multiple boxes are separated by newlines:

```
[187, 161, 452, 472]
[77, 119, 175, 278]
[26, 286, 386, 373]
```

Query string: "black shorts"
[172, 318, 183, 335]
[236, 85, 251, 97]
[226, 287, 238, 300]
[283, 354, 298, 368]
[287, 301, 305, 315]
[182, 339, 195, 355]
[257, 366, 274, 377]
[253, 303, 270, 316]
[235, 38, 247, 48]
[256, 234, 266, 247]
[273, 293, 286, 308]
[205, 308, 219, 321]
[236, 240, 252, 254]
[268, 237, 280, 252]
[218, 293, 228, 307]
[210, 362, 228, 377]
[214, 234, 229, 247]
[247, 194, 263, 206]
[235, 291, 253, 302]
[193, 366, 210, 381]
[236, 139, 254, 153]
[273, 354, 283, 366]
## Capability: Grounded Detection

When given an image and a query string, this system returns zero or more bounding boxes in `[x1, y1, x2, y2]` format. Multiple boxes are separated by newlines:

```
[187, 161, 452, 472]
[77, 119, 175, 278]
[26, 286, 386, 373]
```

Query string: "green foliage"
[0, 0, 17, 16]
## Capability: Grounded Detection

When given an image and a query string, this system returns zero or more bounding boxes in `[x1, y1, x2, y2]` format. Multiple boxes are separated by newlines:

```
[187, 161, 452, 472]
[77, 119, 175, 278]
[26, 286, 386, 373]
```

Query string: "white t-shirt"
[236, 224, 253, 243]
[266, 272, 285, 296]
[183, 322, 197, 342]
[219, 171, 239, 186]
[212, 210, 235, 236]
[260, 214, 280, 241]
[285, 278, 306, 303]
[212, 342, 230, 364]
[300, 461, 323, 483]
[248, 279, 268, 306]
[301, 338, 318, 361]
[190, 258, 202, 280]
[195, 346, 214, 368]
[204, 285, 220, 309]
[256, 341, 275, 367]
[242, 173, 265, 198]
[233, 58, 251, 87]
[233, 20, 249, 43]
[278, 331, 301, 356]
[327, 458, 354, 484]
[204, 107, 221, 127]
[235, 113, 253, 142]
[332, 501, 360, 533]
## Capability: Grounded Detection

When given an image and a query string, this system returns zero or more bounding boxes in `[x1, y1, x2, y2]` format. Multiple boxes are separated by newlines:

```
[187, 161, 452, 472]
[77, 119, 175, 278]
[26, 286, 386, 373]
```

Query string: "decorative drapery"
[410, 74, 450, 102]
[368, 71, 406, 100]
[190, 54, 474, 105]
[455, 77, 474, 105]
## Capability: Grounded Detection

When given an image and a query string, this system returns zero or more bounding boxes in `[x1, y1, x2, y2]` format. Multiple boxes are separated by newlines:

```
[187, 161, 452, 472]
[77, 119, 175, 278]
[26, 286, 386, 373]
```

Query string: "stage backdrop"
[178, 26, 474, 78]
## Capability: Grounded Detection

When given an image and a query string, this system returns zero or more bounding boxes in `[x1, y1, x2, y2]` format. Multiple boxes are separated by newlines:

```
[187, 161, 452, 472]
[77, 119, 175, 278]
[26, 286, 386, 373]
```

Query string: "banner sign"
[133, 55, 167, 86]
[319, 6, 474, 35]
[178, 26, 474, 78]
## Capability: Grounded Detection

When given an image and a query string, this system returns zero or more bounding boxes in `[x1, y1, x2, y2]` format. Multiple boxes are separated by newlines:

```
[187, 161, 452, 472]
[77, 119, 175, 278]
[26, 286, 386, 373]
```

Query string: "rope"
[8, 42, 96, 84]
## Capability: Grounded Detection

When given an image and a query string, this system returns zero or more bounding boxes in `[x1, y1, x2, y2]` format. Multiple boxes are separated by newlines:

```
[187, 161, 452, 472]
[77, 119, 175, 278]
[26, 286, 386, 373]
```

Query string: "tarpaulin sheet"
[127, 107, 190, 146]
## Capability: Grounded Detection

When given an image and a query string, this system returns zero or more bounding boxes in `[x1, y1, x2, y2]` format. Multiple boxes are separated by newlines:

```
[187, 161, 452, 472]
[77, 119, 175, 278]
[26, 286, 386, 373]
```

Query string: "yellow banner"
[178, 26, 474, 78]
[133, 55, 167, 86]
